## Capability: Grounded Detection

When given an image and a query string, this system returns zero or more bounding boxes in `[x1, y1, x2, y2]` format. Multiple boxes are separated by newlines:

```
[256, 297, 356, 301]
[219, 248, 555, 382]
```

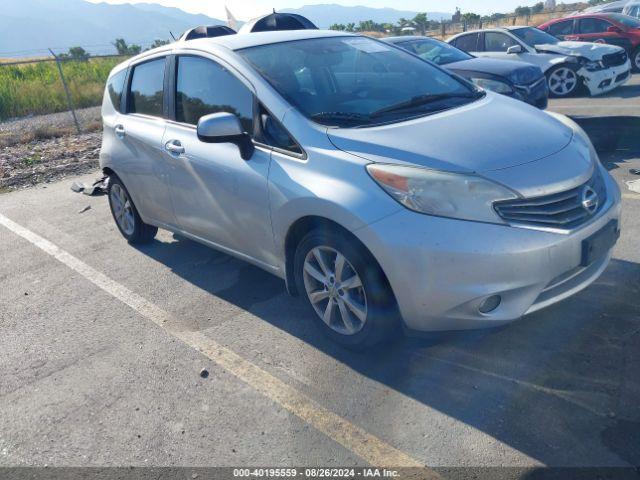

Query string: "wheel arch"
[283, 215, 395, 305]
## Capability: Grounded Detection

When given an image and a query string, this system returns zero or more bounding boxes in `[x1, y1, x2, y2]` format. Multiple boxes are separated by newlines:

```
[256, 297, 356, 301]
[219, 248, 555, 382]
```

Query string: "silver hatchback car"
[100, 29, 621, 348]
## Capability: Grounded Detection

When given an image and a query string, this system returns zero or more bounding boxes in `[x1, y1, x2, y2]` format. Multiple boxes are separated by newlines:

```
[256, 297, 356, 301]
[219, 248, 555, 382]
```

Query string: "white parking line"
[0, 212, 431, 472]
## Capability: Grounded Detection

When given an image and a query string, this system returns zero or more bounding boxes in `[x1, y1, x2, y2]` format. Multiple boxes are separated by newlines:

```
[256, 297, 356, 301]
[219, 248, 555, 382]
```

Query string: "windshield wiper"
[310, 111, 372, 126]
[370, 92, 481, 118]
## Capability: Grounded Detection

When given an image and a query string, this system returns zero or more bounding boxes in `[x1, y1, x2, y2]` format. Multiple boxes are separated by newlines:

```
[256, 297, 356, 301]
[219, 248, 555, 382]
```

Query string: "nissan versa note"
[100, 29, 622, 348]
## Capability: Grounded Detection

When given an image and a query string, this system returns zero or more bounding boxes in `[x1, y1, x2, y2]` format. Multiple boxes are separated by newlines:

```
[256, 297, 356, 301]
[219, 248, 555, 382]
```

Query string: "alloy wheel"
[548, 67, 578, 96]
[302, 246, 368, 335]
[635, 50, 640, 71]
[110, 183, 135, 236]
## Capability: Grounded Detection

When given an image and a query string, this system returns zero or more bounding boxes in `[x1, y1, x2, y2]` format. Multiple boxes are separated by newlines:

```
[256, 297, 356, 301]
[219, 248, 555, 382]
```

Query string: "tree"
[329, 23, 346, 31]
[532, 2, 545, 13]
[113, 38, 142, 56]
[412, 13, 429, 35]
[515, 5, 532, 16]
[59, 46, 89, 61]
[147, 39, 170, 50]
[461, 12, 481, 24]
[345, 22, 356, 32]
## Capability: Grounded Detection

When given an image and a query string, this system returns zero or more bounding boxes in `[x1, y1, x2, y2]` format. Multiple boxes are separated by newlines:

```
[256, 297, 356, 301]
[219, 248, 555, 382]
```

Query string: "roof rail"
[180, 25, 236, 41]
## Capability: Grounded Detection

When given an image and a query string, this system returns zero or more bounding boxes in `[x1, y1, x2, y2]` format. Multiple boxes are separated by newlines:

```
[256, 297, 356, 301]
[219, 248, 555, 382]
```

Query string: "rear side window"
[107, 70, 126, 112]
[547, 20, 574, 37]
[175, 56, 253, 132]
[129, 58, 166, 117]
[578, 18, 612, 33]
[484, 32, 518, 52]
[452, 33, 479, 52]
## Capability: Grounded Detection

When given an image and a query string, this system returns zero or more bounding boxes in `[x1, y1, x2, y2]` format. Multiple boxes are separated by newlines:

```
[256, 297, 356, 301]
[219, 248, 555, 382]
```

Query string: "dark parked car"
[539, 13, 640, 71]
[384, 36, 548, 109]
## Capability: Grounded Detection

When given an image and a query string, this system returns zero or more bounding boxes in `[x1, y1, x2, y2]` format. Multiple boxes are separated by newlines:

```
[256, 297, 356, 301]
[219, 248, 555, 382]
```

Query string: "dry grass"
[0, 120, 102, 148]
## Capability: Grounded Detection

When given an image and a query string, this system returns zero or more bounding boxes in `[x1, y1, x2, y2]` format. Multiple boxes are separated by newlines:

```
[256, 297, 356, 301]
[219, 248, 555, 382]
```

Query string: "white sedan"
[448, 26, 632, 97]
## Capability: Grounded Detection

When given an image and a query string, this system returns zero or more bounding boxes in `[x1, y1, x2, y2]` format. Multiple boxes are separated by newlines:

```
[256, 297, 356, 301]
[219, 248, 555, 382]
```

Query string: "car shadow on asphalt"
[135, 234, 640, 467]
[576, 116, 640, 165]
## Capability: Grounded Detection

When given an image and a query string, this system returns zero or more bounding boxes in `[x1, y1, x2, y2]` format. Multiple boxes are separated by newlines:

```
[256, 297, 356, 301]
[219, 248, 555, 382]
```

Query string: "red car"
[539, 13, 640, 71]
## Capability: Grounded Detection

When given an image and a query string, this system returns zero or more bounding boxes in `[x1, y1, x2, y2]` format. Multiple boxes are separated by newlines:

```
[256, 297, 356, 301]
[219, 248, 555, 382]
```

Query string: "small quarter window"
[129, 58, 166, 117]
[257, 106, 302, 155]
[107, 70, 126, 113]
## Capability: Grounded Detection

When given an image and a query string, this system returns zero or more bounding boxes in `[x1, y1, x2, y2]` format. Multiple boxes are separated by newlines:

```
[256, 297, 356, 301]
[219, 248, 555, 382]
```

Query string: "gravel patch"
[0, 106, 102, 147]
[0, 131, 101, 192]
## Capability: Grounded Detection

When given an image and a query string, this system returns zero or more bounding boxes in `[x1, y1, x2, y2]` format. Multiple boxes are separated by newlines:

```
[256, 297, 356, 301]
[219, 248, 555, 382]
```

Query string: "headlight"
[470, 77, 514, 94]
[366, 163, 518, 223]
[583, 60, 605, 71]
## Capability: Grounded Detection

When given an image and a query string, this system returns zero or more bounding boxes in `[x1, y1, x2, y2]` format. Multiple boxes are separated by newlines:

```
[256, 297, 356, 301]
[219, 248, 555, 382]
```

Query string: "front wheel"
[632, 47, 640, 73]
[546, 64, 580, 98]
[108, 175, 157, 244]
[294, 228, 400, 349]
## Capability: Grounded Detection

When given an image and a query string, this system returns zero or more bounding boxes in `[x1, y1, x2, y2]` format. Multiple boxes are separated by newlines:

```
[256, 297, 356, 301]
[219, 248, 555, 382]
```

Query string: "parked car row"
[101, 15, 622, 348]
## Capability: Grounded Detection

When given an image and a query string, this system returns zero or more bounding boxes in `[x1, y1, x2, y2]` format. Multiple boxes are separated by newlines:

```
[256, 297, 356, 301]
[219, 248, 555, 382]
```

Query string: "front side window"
[578, 18, 613, 34]
[107, 69, 127, 112]
[238, 36, 479, 128]
[398, 38, 472, 65]
[510, 27, 560, 46]
[484, 32, 519, 52]
[175, 56, 253, 132]
[547, 20, 574, 37]
[452, 33, 479, 52]
[129, 58, 165, 117]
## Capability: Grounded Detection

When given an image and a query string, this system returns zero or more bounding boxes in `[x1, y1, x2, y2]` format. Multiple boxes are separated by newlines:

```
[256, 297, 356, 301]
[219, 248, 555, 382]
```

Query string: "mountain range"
[0, 0, 452, 58]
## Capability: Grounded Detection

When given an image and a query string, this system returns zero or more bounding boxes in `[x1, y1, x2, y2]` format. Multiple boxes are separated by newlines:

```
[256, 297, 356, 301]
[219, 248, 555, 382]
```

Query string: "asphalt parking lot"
[0, 81, 639, 476]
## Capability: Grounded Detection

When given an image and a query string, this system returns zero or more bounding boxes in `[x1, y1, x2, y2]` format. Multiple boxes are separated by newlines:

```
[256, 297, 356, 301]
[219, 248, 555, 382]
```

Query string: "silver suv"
[100, 30, 621, 348]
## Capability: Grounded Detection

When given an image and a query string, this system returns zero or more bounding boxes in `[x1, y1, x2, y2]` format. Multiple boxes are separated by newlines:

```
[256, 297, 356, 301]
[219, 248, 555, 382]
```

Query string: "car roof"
[384, 35, 435, 42]
[452, 26, 532, 35]
[178, 29, 354, 51]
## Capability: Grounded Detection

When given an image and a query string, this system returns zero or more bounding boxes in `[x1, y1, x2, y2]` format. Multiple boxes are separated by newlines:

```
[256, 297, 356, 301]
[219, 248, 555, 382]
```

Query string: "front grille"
[494, 169, 607, 229]
[602, 51, 628, 68]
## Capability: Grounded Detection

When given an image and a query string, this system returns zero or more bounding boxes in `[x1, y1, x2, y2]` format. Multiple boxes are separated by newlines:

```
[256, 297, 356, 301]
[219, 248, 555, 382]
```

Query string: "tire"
[632, 47, 640, 73]
[546, 64, 580, 98]
[293, 228, 400, 350]
[107, 174, 158, 244]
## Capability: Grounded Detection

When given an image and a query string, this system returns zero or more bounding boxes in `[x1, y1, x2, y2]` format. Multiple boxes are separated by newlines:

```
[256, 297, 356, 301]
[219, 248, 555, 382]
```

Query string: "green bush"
[0, 56, 126, 121]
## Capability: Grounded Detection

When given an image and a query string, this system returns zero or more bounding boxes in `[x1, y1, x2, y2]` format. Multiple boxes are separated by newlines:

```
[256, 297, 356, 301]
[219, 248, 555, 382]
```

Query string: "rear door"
[116, 56, 176, 227]
[161, 53, 276, 266]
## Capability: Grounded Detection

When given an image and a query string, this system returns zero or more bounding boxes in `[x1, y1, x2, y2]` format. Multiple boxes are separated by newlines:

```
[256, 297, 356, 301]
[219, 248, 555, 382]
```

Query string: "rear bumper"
[581, 59, 632, 95]
[353, 166, 622, 332]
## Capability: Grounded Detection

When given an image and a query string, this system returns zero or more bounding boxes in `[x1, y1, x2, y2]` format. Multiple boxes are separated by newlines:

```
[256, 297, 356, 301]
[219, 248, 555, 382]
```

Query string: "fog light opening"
[479, 295, 502, 314]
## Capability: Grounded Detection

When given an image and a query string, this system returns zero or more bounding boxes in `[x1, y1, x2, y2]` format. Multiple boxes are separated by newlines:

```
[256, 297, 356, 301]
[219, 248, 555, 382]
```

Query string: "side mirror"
[607, 25, 622, 33]
[197, 112, 254, 160]
[507, 45, 523, 54]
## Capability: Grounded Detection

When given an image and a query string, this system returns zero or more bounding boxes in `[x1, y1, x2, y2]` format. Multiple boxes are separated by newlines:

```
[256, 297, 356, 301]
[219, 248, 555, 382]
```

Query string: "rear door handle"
[114, 124, 125, 138]
[165, 140, 185, 155]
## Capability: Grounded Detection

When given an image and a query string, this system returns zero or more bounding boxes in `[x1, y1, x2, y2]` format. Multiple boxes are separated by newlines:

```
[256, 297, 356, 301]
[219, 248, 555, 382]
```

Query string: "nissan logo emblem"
[581, 186, 599, 215]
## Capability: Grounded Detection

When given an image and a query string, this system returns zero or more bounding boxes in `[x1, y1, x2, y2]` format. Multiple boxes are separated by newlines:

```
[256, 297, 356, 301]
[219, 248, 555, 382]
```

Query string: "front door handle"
[165, 140, 185, 155]
[114, 124, 125, 139]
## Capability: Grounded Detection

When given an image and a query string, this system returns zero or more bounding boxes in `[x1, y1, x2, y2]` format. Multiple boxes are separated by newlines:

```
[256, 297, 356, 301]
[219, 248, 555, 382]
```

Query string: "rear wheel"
[546, 64, 579, 97]
[294, 228, 400, 349]
[108, 175, 157, 244]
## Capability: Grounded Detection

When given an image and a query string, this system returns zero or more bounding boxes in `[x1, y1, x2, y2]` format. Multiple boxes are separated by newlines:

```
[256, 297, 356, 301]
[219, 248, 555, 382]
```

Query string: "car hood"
[326, 93, 573, 173]
[534, 41, 623, 60]
[447, 57, 543, 84]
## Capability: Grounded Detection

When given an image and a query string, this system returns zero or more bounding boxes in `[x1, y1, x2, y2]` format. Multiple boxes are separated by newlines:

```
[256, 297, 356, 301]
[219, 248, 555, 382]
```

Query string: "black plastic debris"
[200, 368, 209, 379]
[71, 175, 110, 196]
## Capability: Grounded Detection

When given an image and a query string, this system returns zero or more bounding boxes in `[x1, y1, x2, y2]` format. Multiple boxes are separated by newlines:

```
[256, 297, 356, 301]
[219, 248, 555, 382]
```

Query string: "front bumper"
[580, 59, 632, 96]
[513, 76, 549, 109]
[354, 166, 622, 332]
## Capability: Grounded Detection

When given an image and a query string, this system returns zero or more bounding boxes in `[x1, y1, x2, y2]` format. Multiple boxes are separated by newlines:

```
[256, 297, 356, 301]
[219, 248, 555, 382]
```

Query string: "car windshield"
[396, 38, 473, 65]
[237, 36, 480, 128]
[511, 27, 560, 46]
[609, 13, 640, 27]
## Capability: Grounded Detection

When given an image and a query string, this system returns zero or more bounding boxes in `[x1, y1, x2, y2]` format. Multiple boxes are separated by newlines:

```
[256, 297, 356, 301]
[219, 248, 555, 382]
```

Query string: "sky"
[90, 0, 537, 21]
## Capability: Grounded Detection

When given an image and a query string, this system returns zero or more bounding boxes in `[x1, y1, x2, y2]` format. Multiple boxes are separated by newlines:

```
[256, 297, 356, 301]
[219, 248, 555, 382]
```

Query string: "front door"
[161, 54, 276, 267]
